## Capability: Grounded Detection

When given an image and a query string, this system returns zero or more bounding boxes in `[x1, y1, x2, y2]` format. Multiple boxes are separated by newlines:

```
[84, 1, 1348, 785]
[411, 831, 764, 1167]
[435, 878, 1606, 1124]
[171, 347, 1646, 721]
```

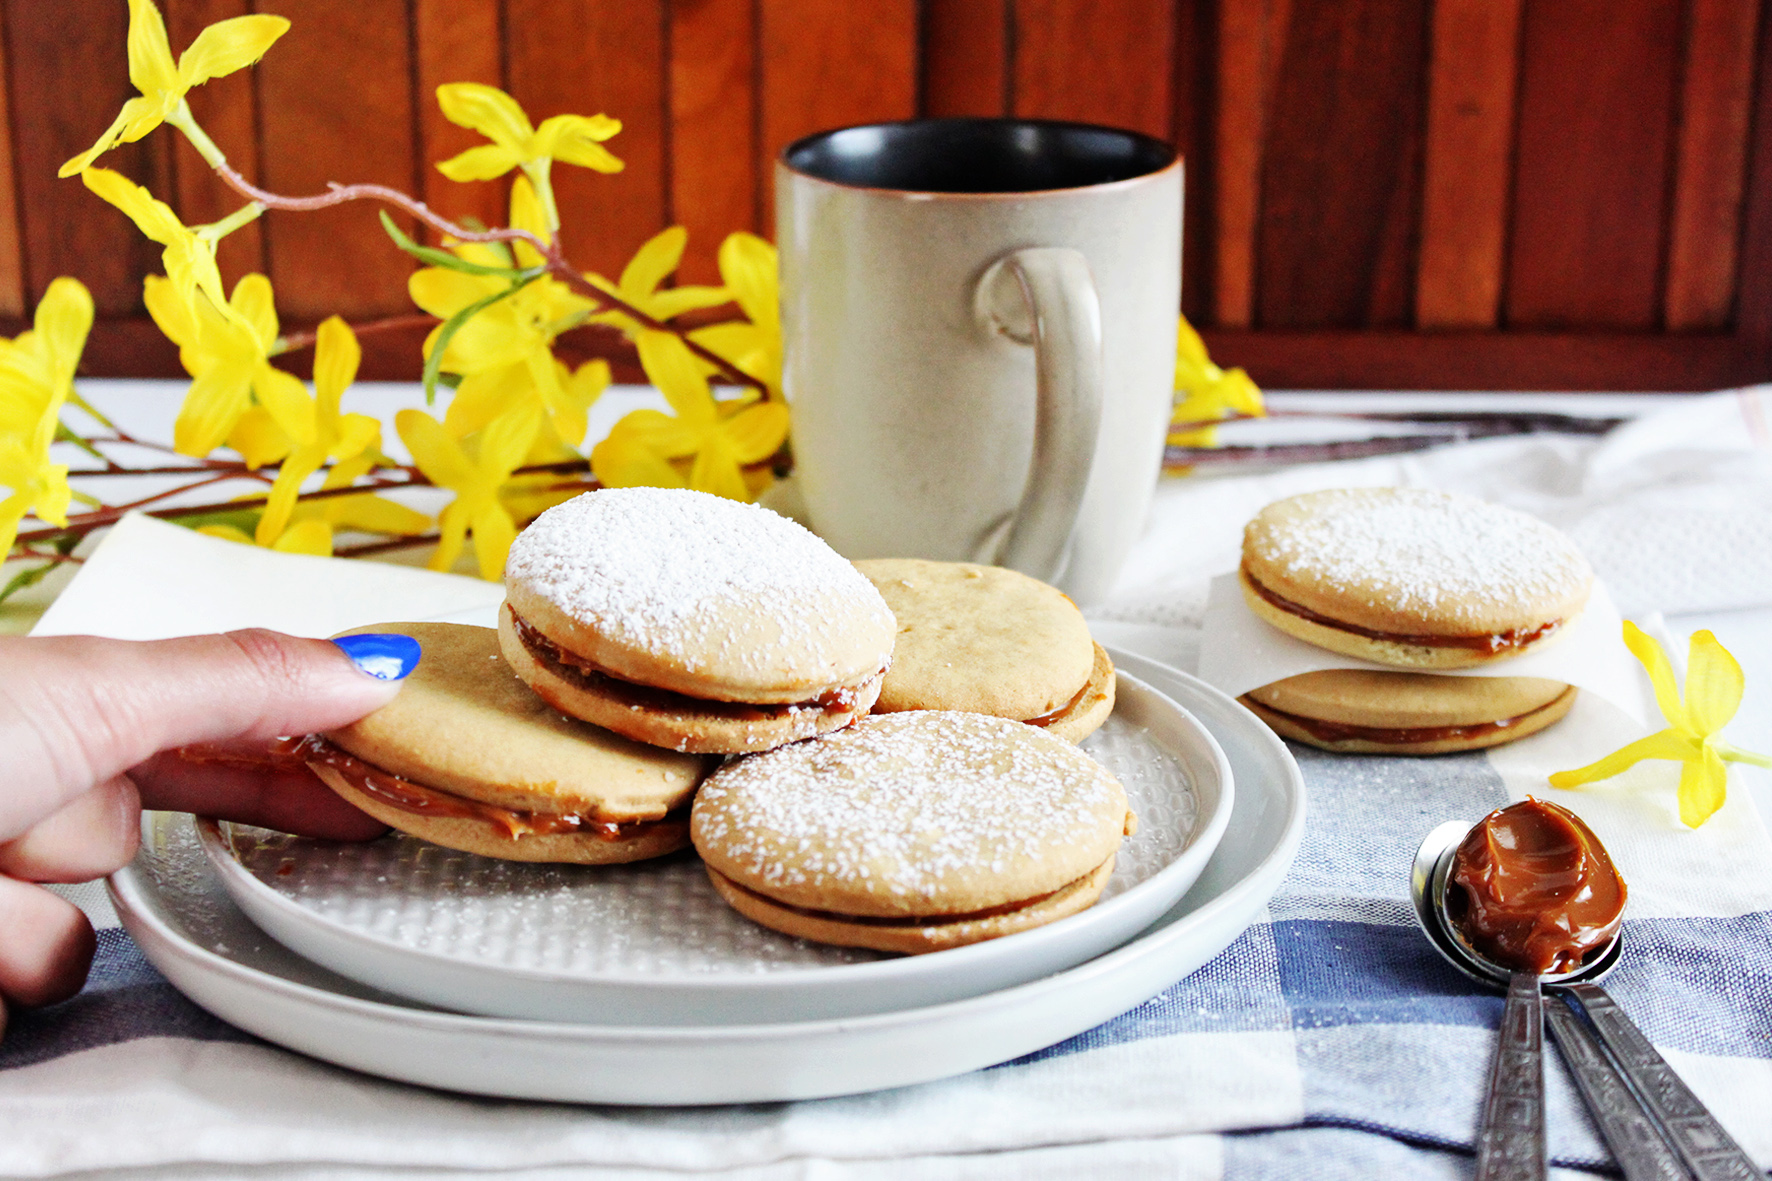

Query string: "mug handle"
[974, 247, 1104, 584]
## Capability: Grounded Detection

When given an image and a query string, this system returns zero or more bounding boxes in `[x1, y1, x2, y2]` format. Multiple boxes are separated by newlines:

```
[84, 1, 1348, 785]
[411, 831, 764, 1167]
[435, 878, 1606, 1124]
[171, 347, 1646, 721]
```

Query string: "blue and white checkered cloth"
[4, 390, 1770, 1179]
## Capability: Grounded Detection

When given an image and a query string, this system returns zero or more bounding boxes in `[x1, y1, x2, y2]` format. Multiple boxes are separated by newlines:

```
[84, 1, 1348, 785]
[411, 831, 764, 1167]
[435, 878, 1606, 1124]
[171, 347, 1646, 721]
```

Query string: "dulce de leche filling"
[511, 610, 874, 719]
[1448, 797, 1626, 975]
[717, 865, 1100, 928]
[295, 734, 685, 842]
[1245, 568, 1562, 654]
[1248, 690, 1570, 746]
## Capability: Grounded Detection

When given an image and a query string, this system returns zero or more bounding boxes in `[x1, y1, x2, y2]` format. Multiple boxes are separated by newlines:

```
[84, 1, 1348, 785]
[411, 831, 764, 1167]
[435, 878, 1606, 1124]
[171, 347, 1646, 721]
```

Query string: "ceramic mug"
[776, 117, 1182, 606]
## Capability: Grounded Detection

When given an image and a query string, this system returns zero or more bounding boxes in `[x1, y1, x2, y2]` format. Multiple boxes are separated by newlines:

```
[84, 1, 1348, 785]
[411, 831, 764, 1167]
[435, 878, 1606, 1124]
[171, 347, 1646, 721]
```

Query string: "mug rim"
[778, 116, 1181, 198]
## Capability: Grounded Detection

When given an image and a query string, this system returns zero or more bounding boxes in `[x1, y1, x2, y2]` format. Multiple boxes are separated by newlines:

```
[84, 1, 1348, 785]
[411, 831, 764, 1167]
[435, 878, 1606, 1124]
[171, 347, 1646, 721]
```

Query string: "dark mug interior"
[781, 118, 1177, 194]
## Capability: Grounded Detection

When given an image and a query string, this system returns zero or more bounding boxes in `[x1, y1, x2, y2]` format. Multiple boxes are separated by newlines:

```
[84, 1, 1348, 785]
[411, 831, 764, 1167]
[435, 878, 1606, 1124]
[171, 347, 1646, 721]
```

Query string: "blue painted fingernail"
[331, 633, 422, 681]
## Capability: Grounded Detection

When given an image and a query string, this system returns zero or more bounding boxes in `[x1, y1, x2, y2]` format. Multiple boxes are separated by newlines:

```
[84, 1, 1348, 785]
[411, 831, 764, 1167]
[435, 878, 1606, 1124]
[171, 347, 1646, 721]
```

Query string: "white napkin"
[30, 512, 506, 640]
[1195, 574, 1649, 722]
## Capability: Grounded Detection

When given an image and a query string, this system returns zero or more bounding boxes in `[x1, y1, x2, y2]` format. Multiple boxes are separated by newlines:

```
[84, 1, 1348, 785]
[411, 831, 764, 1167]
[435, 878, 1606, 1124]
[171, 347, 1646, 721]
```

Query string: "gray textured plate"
[197, 669, 1232, 1024]
[109, 653, 1304, 1103]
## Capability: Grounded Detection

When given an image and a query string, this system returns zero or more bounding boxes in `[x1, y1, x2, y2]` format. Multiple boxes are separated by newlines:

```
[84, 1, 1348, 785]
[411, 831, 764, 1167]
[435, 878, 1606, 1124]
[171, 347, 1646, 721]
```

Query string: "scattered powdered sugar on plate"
[1251, 488, 1590, 619]
[506, 488, 893, 670]
[693, 712, 1127, 903]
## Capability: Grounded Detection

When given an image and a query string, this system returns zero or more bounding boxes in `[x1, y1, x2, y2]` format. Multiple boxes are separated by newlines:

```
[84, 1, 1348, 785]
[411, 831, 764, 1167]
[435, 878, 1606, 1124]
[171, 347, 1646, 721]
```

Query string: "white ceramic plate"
[108, 653, 1303, 1104]
[192, 670, 1231, 1024]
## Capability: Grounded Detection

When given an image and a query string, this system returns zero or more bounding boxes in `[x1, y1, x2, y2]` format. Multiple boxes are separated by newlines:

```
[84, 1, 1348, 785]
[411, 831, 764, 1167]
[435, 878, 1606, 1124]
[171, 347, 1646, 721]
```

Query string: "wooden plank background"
[2, 0, 1769, 390]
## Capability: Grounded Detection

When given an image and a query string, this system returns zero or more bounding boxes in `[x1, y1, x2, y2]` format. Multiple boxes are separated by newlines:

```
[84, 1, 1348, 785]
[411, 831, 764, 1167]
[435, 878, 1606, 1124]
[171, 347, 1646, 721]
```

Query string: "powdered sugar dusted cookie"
[691, 711, 1135, 954]
[855, 558, 1114, 742]
[501, 488, 895, 753]
[309, 622, 709, 863]
[1240, 488, 1592, 669]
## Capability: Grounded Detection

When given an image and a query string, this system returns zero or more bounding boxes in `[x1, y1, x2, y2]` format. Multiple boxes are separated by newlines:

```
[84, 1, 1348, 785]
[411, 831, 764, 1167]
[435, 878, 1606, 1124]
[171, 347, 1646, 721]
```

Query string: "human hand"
[0, 629, 418, 1040]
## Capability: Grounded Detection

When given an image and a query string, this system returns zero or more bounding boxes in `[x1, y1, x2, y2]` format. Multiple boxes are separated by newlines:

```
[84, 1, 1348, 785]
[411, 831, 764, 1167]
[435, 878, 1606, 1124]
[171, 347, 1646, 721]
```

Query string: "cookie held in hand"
[691, 711, 1135, 954]
[500, 488, 896, 754]
[306, 622, 709, 863]
[1240, 488, 1593, 669]
[855, 558, 1114, 742]
[1241, 669, 1576, 755]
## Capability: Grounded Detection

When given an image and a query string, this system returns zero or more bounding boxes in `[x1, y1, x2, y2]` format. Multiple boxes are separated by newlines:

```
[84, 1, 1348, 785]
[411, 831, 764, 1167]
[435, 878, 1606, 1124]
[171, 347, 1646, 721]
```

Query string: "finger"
[0, 875, 96, 1007]
[0, 776, 141, 882]
[0, 629, 413, 838]
[130, 750, 388, 841]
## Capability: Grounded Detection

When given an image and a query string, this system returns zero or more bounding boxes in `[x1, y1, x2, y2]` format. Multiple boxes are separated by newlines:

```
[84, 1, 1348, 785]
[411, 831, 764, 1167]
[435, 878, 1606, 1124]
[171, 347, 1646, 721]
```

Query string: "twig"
[208, 161, 767, 397]
[331, 532, 442, 558]
[276, 312, 441, 355]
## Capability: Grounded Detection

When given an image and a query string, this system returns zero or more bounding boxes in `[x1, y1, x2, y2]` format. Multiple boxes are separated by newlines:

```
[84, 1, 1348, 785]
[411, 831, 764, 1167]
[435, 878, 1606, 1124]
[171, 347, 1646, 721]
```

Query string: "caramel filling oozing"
[512, 610, 875, 719]
[1022, 677, 1095, 727]
[297, 734, 683, 842]
[1250, 692, 1569, 746]
[1245, 568, 1562, 654]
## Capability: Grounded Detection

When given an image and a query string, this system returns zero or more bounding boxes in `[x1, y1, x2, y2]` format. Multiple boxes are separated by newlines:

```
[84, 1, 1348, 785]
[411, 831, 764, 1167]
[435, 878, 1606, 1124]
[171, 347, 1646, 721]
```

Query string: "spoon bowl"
[1409, 819, 1623, 989]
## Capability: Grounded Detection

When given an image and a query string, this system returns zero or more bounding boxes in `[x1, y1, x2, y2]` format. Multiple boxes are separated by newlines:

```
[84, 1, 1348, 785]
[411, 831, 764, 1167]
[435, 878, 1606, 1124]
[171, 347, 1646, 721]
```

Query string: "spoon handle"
[1476, 971, 1547, 1181]
[1542, 996, 1688, 1181]
[1565, 983, 1758, 1181]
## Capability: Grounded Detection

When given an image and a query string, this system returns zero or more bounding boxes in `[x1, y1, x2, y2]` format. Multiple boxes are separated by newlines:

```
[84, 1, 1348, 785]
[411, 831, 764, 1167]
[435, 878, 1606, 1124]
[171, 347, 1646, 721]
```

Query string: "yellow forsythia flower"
[145, 271, 307, 458]
[82, 168, 227, 313]
[588, 226, 729, 336]
[0, 279, 93, 555]
[591, 330, 787, 503]
[397, 401, 541, 579]
[1550, 622, 1771, 827]
[1170, 315, 1263, 448]
[410, 177, 598, 446]
[60, 0, 288, 176]
[433, 83, 621, 232]
[688, 232, 781, 398]
[252, 317, 386, 546]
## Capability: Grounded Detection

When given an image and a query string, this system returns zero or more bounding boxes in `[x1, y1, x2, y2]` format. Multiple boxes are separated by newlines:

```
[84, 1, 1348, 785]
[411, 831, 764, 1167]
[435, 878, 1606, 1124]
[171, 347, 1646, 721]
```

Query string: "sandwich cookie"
[691, 711, 1136, 954]
[500, 488, 897, 754]
[304, 622, 708, 863]
[1241, 488, 1592, 669]
[855, 558, 1115, 743]
[1241, 669, 1577, 755]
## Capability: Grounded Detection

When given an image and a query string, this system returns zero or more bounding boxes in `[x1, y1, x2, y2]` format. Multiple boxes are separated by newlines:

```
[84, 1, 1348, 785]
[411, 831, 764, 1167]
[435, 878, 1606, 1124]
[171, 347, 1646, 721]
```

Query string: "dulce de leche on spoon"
[1448, 798, 1627, 975]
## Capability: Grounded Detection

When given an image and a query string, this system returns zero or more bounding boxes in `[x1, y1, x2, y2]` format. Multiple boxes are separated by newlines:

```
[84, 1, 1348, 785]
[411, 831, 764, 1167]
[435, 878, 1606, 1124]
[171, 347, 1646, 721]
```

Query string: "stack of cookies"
[1235, 488, 1591, 754]
[300, 487, 1134, 954]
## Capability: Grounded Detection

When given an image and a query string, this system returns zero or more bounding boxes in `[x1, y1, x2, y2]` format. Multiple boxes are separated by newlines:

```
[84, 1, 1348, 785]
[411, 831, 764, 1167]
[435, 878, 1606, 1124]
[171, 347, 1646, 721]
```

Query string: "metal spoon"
[1412, 821, 1660, 1180]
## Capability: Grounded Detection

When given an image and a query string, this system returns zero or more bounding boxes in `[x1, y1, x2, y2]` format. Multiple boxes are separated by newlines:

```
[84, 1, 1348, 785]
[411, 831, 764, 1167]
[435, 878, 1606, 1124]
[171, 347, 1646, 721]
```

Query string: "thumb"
[0, 629, 416, 838]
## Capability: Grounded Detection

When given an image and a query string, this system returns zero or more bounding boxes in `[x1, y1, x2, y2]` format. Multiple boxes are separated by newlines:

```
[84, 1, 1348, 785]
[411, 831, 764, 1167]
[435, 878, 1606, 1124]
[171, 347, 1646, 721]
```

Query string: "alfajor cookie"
[1241, 488, 1592, 669]
[500, 488, 897, 754]
[1241, 669, 1577, 755]
[855, 558, 1115, 743]
[304, 622, 708, 863]
[691, 711, 1135, 954]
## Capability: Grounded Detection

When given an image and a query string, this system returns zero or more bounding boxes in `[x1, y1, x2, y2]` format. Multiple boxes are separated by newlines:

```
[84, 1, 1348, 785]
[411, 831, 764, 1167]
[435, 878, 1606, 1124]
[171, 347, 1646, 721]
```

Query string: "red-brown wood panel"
[254, 0, 419, 322]
[1665, 0, 1762, 331]
[6, 0, 163, 317]
[414, 0, 506, 237]
[1506, 0, 1682, 329]
[670, 0, 756, 285]
[1416, 0, 1522, 330]
[923, 0, 1008, 118]
[757, 0, 917, 229]
[1214, 0, 1287, 328]
[1257, 0, 1428, 329]
[1013, 0, 1174, 140]
[0, 5, 23, 319]
[1732, 0, 1772, 351]
[1173, 0, 1214, 323]
[165, 0, 266, 290]
[506, 0, 666, 282]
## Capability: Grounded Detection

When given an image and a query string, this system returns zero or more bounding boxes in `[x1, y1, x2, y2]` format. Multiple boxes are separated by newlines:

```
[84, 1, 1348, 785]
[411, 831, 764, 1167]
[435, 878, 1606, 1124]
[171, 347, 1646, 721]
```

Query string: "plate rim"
[189, 665, 1235, 1002]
